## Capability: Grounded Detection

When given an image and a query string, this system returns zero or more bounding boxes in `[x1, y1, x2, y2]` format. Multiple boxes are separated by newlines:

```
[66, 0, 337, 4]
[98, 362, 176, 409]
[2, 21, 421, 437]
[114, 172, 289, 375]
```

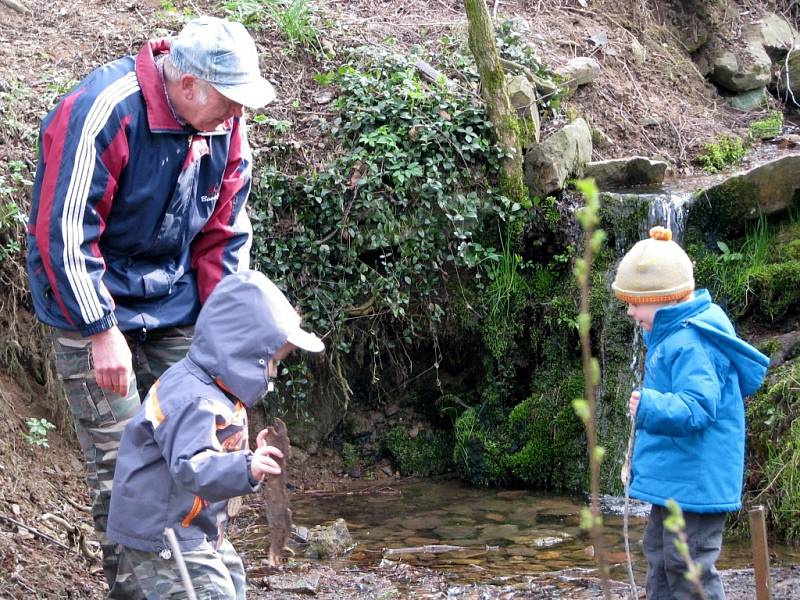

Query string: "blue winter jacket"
[630, 289, 769, 513]
[27, 38, 252, 337]
[107, 271, 295, 553]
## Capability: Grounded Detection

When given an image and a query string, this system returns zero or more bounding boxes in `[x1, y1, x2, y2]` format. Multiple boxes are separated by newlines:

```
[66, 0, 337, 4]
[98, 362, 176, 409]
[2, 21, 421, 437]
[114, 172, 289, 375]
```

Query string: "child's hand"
[629, 390, 640, 419]
[251, 440, 284, 482]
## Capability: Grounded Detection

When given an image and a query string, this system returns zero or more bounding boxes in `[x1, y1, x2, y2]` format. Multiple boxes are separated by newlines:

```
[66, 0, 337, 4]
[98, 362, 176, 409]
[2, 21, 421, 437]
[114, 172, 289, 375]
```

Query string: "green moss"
[452, 408, 506, 487]
[750, 261, 800, 321]
[696, 135, 747, 173]
[685, 177, 761, 244]
[745, 359, 800, 542]
[749, 111, 784, 140]
[381, 426, 453, 477]
[756, 337, 781, 357]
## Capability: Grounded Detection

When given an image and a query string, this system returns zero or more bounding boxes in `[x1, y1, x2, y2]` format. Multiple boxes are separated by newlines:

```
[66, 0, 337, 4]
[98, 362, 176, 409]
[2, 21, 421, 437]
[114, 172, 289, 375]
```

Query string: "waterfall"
[642, 190, 693, 243]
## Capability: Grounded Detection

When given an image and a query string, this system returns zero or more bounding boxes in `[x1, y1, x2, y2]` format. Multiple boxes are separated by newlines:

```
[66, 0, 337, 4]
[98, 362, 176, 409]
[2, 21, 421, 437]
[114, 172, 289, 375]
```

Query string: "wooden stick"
[748, 505, 772, 600]
[0, 513, 70, 550]
[0, 0, 27, 12]
[383, 544, 470, 556]
[164, 528, 198, 600]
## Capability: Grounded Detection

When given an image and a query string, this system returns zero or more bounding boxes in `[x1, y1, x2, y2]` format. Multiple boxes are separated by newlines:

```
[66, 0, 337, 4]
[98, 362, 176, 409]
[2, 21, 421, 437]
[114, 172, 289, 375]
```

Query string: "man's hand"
[90, 327, 132, 396]
[629, 390, 641, 419]
[252, 429, 284, 481]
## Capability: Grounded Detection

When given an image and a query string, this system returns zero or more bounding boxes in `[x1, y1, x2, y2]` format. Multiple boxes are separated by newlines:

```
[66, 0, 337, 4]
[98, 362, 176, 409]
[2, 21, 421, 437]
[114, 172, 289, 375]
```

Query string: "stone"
[726, 87, 768, 111]
[505, 75, 536, 111]
[702, 41, 772, 93]
[556, 57, 601, 89]
[685, 154, 800, 242]
[304, 518, 353, 559]
[524, 118, 592, 197]
[591, 127, 613, 149]
[744, 13, 800, 59]
[583, 156, 668, 188]
[630, 38, 647, 65]
[778, 51, 800, 106]
[266, 572, 321, 594]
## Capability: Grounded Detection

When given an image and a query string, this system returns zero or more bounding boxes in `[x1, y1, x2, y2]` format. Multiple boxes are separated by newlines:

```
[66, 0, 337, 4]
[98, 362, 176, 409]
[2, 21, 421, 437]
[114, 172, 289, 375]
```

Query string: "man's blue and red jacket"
[27, 38, 254, 337]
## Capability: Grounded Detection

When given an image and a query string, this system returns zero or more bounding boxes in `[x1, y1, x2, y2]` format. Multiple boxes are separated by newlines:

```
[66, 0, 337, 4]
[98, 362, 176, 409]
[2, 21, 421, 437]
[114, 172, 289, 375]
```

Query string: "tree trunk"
[464, 0, 526, 204]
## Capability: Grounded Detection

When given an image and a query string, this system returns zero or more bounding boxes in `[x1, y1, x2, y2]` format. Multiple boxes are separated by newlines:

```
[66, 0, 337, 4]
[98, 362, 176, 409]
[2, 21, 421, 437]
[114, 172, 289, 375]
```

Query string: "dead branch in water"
[299, 484, 402, 497]
[384, 544, 471, 556]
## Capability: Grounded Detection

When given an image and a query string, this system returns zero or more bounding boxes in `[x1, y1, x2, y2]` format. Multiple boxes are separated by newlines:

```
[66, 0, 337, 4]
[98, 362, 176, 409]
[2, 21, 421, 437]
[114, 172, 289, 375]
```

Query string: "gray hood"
[187, 271, 302, 407]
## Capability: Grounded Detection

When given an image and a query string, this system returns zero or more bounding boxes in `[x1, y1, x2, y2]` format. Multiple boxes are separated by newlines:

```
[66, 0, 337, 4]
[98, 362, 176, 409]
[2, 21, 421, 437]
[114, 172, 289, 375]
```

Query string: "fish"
[259, 417, 292, 566]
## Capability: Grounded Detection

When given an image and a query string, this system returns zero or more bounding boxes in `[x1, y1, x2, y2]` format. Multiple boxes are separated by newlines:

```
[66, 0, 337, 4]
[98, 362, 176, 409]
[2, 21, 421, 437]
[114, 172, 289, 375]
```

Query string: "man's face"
[182, 77, 244, 132]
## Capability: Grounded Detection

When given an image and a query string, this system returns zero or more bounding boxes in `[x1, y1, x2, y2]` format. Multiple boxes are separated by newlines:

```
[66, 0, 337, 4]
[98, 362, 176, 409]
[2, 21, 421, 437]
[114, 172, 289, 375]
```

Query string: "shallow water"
[239, 478, 800, 587]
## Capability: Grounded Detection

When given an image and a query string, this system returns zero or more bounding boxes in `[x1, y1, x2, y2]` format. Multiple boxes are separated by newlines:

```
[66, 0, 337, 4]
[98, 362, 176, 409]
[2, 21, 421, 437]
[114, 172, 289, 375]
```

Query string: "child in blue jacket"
[612, 226, 769, 600]
[107, 270, 323, 598]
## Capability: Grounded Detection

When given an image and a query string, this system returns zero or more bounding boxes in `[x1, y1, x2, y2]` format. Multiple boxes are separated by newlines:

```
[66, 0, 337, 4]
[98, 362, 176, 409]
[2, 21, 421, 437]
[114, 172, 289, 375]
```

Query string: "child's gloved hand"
[251, 430, 284, 481]
[629, 390, 640, 419]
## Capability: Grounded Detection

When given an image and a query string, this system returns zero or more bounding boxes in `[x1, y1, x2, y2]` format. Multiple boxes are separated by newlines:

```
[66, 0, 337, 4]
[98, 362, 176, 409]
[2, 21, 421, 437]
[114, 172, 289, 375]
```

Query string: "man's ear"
[179, 73, 198, 100]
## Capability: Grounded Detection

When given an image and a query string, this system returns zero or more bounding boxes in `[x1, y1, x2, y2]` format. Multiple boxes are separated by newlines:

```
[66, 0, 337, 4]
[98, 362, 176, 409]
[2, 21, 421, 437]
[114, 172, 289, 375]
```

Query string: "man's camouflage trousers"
[51, 325, 193, 599]
[123, 538, 246, 599]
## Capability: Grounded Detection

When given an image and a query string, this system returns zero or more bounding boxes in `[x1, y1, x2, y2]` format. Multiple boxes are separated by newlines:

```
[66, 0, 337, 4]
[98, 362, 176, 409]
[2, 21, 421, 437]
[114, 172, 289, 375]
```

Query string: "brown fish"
[258, 417, 292, 566]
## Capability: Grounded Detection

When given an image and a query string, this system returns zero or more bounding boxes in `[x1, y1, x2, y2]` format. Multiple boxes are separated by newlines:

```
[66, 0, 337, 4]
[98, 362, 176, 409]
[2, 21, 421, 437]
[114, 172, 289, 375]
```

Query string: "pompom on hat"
[612, 226, 695, 304]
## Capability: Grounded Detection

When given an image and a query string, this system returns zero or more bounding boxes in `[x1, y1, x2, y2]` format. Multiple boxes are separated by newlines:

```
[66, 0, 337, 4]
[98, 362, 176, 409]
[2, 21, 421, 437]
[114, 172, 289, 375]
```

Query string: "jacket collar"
[644, 289, 712, 348]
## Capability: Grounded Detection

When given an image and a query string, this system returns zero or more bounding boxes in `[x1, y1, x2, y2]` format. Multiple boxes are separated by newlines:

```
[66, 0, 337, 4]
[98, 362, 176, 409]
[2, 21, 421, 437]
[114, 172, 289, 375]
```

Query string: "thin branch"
[0, 513, 71, 550]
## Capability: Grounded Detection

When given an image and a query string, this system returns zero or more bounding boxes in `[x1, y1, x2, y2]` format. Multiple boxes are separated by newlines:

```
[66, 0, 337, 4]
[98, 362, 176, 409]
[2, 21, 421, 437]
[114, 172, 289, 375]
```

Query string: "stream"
[238, 478, 800, 590]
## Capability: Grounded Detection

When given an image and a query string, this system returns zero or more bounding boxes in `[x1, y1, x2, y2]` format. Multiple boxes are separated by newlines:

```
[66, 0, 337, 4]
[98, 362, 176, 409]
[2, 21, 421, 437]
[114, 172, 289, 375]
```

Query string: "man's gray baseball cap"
[170, 16, 276, 108]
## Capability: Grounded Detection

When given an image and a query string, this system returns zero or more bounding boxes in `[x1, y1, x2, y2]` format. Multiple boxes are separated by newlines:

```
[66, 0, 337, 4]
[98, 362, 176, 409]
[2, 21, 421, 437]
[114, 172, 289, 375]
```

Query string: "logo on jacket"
[201, 184, 220, 203]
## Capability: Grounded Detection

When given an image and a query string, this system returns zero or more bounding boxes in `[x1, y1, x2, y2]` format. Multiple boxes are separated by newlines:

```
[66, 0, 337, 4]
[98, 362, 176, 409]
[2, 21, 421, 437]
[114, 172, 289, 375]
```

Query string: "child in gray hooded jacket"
[107, 270, 323, 599]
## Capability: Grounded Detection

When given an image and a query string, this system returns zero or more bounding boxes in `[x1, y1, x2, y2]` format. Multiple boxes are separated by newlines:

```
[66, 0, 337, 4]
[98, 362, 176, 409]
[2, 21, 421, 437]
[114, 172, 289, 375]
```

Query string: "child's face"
[626, 302, 664, 331]
[266, 342, 296, 379]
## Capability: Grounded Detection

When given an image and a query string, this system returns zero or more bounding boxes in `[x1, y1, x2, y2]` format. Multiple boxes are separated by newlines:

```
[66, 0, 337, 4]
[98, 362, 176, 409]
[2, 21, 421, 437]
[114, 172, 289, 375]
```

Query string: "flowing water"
[238, 478, 800, 588]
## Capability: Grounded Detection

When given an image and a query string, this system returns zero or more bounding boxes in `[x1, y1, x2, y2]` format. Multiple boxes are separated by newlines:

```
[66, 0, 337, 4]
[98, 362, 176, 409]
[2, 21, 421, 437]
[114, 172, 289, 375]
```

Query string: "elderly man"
[26, 16, 273, 598]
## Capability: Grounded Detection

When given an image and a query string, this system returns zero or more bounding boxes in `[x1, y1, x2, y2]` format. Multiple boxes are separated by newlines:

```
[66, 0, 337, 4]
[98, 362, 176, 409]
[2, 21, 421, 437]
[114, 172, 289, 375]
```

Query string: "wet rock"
[778, 51, 800, 106]
[477, 523, 520, 543]
[266, 571, 321, 594]
[726, 87, 768, 112]
[304, 518, 353, 559]
[584, 156, 668, 189]
[599, 494, 651, 518]
[686, 154, 800, 241]
[433, 524, 478, 539]
[405, 515, 446, 530]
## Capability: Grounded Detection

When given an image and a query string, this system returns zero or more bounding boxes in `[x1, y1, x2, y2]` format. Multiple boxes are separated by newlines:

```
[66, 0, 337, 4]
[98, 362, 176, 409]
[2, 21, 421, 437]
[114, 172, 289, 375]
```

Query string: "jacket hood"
[646, 289, 770, 397]
[187, 271, 297, 406]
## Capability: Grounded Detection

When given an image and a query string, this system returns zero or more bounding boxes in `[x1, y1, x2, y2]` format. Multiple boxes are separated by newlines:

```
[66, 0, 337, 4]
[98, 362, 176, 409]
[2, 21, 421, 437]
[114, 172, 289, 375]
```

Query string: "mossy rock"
[749, 261, 800, 321]
[745, 358, 800, 542]
[381, 425, 453, 477]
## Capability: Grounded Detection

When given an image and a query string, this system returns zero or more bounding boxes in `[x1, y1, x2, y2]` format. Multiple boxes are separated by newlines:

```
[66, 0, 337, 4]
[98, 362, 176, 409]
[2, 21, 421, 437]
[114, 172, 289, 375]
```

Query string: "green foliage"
[24, 418, 55, 448]
[222, 0, 321, 54]
[691, 216, 800, 321]
[249, 46, 508, 403]
[748, 111, 784, 140]
[696, 135, 747, 173]
[745, 359, 800, 542]
[0, 161, 31, 259]
[381, 426, 453, 477]
[452, 408, 506, 487]
[342, 441, 358, 469]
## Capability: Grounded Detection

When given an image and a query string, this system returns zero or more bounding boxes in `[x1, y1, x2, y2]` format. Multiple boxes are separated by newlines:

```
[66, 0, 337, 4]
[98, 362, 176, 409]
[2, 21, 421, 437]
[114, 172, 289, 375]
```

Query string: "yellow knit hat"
[612, 226, 694, 304]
